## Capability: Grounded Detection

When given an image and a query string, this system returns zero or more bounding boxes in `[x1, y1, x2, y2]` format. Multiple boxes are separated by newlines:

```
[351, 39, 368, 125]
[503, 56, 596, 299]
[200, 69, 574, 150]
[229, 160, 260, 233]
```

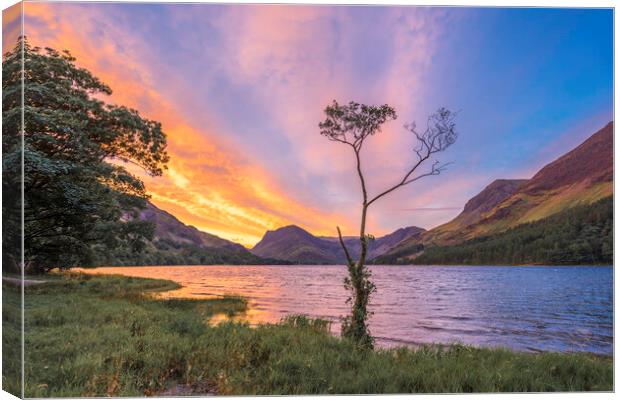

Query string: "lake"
[85, 265, 613, 355]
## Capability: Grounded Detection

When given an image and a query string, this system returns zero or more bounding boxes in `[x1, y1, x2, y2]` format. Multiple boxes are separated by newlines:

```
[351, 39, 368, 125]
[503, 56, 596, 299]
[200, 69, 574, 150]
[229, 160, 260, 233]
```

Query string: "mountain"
[97, 122, 612, 267]
[321, 226, 426, 261]
[251, 225, 344, 264]
[139, 202, 245, 252]
[251, 225, 425, 264]
[378, 121, 613, 263]
[522, 121, 613, 194]
[468, 121, 613, 235]
[94, 202, 287, 266]
[461, 121, 613, 237]
[412, 196, 612, 266]
[424, 179, 528, 243]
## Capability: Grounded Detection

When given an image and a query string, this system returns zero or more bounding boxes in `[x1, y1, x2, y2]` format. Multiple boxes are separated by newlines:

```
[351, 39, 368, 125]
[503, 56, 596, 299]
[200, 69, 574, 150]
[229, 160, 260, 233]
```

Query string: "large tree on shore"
[319, 101, 457, 348]
[2, 38, 169, 274]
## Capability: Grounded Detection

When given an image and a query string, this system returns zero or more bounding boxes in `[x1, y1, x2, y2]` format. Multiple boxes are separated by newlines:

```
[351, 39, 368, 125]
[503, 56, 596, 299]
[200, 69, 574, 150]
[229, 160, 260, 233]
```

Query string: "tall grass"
[2, 276, 23, 396]
[2, 273, 612, 397]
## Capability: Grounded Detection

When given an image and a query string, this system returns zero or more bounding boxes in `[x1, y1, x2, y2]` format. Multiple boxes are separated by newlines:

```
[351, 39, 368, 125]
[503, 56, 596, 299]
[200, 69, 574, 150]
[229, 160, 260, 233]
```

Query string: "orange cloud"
[19, 3, 460, 246]
[3, 2, 22, 55]
[22, 2, 355, 246]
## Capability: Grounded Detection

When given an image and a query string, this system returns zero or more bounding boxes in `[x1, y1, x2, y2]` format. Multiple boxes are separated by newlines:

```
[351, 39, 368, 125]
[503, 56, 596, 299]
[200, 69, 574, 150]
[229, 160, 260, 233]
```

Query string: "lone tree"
[319, 101, 457, 347]
[2, 37, 169, 274]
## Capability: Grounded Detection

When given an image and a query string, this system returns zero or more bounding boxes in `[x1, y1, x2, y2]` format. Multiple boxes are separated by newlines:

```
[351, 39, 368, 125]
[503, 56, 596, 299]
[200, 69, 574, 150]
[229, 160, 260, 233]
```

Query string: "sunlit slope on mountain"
[425, 179, 529, 243]
[467, 121, 613, 238]
[413, 196, 613, 265]
[379, 121, 613, 262]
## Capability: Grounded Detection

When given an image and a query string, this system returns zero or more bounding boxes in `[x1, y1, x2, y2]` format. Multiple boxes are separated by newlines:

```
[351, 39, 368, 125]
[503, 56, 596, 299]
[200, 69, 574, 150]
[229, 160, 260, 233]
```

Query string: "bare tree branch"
[337, 226, 354, 267]
[403, 161, 452, 184]
[367, 108, 458, 206]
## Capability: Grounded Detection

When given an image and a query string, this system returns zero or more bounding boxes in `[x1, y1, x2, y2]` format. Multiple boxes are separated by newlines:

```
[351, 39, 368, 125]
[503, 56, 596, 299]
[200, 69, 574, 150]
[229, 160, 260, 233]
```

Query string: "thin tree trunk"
[354, 203, 371, 345]
[358, 204, 368, 268]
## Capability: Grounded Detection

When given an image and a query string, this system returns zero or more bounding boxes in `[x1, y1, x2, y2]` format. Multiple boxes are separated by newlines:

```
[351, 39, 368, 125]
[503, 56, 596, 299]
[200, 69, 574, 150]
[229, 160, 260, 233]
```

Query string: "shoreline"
[4, 272, 613, 396]
[73, 266, 613, 357]
[76, 263, 614, 269]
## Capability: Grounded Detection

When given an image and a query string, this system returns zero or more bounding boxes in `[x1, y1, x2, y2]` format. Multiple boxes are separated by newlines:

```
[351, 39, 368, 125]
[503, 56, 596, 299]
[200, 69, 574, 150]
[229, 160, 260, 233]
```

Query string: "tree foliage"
[88, 238, 290, 267]
[2, 38, 169, 273]
[319, 100, 457, 348]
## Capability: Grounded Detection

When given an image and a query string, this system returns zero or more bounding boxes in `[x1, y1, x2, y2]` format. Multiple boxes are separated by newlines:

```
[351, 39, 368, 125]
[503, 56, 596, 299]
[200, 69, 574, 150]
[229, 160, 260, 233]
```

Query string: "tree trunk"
[350, 203, 373, 348]
[359, 204, 368, 267]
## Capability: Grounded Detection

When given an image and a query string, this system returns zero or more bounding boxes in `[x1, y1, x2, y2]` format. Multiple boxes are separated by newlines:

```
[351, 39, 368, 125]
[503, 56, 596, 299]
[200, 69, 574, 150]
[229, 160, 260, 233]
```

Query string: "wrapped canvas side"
[2, 2, 24, 398]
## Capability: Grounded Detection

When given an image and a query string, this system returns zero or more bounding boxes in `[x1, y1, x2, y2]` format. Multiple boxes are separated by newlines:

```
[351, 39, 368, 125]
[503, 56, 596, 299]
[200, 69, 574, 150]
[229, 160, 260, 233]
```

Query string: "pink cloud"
[18, 3, 464, 243]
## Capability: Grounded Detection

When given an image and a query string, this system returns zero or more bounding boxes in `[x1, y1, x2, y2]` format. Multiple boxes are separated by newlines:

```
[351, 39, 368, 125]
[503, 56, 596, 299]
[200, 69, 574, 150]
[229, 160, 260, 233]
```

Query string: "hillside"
[139, 202, 246, 252]
[92, 202, 286, 266]
[379, 121, 613, 263]
[411, 196, 612, 265]
[251, 225, 425, 264]
[424, 179, 528, 243]
[251, 225, 343, 264]
[321, 226, 426, 261]
[92, 122, 612, 267]
[469, 121, 613, 236]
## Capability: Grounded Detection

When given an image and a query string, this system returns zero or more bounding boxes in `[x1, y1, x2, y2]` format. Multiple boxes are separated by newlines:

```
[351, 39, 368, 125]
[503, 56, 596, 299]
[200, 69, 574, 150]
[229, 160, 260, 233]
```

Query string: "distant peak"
[274, 224, 307, 232]
[462, 179, 528, 214]
[489, 178, 528, 186]
[259, 224, 315, 241]
[392, 226, 426, 234]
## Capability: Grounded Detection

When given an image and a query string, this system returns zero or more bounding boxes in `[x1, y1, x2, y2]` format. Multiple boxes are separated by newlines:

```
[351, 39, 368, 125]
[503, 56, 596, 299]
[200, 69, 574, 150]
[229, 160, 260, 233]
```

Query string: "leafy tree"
[319, 101, 457, 347]
[2, 37, 169, 274]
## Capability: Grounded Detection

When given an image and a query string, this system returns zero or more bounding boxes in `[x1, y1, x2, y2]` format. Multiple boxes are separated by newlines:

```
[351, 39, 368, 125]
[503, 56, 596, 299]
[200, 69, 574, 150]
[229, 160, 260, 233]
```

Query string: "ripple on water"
[85, 264, 613, 355]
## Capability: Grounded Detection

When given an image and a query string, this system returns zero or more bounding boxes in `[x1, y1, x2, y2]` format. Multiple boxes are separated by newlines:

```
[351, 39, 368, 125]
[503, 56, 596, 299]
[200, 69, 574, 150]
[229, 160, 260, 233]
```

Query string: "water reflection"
[82, 265, 613, 355]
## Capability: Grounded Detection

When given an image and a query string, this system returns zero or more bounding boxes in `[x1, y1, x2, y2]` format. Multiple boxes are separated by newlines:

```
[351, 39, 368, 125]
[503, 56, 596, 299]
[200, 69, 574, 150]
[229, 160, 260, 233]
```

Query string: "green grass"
[2, 275, 23, 397]
[2, 273, 613, 396]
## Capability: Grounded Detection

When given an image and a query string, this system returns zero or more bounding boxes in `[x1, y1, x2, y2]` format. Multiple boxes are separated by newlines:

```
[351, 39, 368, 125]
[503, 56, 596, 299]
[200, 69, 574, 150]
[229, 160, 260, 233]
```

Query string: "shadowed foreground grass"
[3, 273, 612, 396]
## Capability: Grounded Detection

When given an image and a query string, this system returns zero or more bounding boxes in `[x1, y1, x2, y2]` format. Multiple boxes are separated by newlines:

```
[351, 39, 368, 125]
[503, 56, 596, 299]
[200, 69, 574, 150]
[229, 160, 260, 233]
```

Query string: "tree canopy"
[2, 38, 169, 273]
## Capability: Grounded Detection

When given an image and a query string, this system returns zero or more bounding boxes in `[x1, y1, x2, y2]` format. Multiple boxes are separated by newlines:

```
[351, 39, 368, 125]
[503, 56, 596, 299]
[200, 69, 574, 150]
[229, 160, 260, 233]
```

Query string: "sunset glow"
[4, 3, 613, 246]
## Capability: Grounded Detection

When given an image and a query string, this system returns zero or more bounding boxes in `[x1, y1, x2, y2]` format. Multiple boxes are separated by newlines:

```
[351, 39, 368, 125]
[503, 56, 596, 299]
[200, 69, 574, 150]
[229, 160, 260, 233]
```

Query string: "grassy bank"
[3, 273, 613, 396]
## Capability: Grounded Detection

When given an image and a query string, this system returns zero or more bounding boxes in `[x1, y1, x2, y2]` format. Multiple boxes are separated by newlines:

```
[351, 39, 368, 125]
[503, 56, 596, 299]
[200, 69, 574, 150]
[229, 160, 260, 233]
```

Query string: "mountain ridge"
[96, 201, 288, 266]
[379, 121, 613, 263]
[251, 224, 425, 264]
[114, 121, 612, 266]
[140, 202, 246, 252]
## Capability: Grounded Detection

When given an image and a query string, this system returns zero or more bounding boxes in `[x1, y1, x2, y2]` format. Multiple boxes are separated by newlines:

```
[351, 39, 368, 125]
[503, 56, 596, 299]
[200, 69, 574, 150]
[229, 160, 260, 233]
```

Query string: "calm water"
[86, 265, 613, 355]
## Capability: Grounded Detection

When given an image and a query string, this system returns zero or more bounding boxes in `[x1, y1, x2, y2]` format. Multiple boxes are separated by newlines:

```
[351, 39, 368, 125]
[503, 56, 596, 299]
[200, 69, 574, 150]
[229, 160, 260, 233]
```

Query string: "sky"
[3, 3, 613, 247]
